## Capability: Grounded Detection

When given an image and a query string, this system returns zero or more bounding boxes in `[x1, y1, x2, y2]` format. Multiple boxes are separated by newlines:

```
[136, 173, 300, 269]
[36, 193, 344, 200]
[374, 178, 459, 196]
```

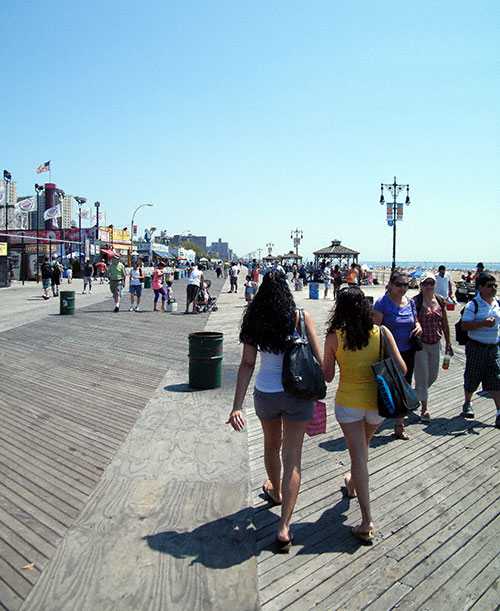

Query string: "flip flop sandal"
[352, 527, 374, 545]
[393, 425, 410, 440]
[276, 534, 294, 553]
[262, 482, 281, 506]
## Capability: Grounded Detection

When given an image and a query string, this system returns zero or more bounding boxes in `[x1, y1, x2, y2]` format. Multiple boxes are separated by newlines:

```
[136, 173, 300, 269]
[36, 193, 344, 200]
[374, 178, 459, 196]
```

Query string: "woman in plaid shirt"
[412, 271, 453, 422]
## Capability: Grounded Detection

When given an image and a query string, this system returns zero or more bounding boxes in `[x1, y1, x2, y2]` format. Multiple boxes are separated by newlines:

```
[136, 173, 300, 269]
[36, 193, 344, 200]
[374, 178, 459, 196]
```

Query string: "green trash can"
[144, 276, 152, 289]
[189, 332, 223, 389]
[174, 270, 180, 280]
[60, 291, 75, 315]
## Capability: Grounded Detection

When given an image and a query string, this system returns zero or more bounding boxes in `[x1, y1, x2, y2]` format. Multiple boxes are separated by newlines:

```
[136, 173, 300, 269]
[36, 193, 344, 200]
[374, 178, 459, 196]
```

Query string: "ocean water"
[363, 261, 500, 272]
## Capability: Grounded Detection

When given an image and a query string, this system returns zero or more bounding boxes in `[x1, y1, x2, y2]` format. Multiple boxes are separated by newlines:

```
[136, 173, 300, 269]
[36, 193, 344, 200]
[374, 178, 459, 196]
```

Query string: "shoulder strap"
[472, 298, 478, 314]
[298, 309, 307, 339]
[414, 293, 423, 316]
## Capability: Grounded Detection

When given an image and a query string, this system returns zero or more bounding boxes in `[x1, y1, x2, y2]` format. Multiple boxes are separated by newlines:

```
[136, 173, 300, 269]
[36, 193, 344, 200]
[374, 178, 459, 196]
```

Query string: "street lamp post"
[3, 170, 12, 239]
[266, 242, 274, 256]
[291, 228, 303, 256]
[35, 183, 44, 281]
[55, 189, 65, 260]
[75, 197, 87, 271]
[130, 203, 153, 265]
[94, 201, 100, 262]
[379, 176, 411, 271]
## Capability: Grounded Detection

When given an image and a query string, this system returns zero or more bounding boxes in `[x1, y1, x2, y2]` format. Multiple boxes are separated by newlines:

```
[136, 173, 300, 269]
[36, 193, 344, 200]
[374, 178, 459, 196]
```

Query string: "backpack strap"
[414, 293, 424, 317]
[298, 309, 307, 339]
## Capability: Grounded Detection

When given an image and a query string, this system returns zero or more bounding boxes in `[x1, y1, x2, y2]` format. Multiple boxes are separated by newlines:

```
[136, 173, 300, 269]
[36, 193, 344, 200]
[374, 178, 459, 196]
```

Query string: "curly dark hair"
[239, 271, 296, 353]
[325, 287, 374, 351]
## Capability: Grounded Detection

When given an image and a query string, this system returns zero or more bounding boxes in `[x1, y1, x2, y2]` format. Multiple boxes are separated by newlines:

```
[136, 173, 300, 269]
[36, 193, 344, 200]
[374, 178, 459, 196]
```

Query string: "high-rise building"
[209, 238, 230, 260]
[0, 179, 18, 230]
[61, 194, 74, 228]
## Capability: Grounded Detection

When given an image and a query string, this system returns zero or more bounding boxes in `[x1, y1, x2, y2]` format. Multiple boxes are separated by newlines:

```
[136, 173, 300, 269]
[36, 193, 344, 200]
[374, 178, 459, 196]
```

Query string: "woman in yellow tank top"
[324, 288, 406, 543]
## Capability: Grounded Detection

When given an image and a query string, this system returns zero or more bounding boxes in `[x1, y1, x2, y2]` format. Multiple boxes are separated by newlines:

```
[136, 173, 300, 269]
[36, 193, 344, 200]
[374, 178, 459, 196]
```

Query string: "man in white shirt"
[434, 265, 452, 298]
[461, 273, 500, 427]
[323, 261, 332, 299]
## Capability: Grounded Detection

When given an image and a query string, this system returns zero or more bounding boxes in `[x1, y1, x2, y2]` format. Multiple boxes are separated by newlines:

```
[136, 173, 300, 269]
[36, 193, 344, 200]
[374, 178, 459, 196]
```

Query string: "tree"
[182, 240, 207, 259]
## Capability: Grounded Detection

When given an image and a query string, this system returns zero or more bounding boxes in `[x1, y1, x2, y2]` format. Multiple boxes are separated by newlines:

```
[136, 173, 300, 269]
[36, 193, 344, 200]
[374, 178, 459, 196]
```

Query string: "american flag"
[36, 160, 51, 174]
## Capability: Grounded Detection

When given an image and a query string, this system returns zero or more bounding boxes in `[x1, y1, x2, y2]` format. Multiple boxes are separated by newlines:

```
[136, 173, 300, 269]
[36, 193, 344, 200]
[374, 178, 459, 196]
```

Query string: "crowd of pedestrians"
[227, 261, 500, 554]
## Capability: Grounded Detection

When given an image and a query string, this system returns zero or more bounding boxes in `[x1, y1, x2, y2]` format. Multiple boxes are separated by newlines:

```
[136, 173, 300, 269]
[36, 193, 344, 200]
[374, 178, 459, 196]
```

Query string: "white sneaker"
[129, 305, 134, 311]
[134, 306, 140, 312]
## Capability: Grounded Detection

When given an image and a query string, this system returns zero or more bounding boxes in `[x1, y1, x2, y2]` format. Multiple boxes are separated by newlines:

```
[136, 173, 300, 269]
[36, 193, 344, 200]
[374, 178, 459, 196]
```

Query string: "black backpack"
[455, 299, 478, 346]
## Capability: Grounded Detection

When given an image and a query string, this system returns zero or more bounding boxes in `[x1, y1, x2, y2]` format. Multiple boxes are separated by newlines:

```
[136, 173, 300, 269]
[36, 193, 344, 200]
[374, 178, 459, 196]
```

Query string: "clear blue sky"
[3, 0, 499, 262]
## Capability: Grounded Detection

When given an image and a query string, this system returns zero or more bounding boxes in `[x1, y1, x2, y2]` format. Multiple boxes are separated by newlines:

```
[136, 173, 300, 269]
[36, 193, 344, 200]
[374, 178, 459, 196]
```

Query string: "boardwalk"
[0, 276, 498, 610]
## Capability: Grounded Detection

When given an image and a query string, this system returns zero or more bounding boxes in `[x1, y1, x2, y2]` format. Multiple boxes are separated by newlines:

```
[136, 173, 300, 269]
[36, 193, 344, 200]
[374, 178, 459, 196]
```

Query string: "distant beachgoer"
[372, 270, 423, 440]
[51, 256, 63, 297]
[324, 287, 406, 544]
[82, 260, 94, 294]
[129, 260, 144, 311]
[227, 271, 323, 553]
[323, 261, 332, 299]
[186, 263, 204, 313]
[96, 260, 107, 284]
[412, 272, 453, 422]
[108, 254, 127, 312]
[244, 275, 255, 302]
[434, 265, 452, 299]
[41, 256, 52, 300]
[473, 262, 485, 292]
[229, 262, 240, 293]
[333, 265, 342, 299]
[152, 261, 168, 311]
[346, 263, 358, 287]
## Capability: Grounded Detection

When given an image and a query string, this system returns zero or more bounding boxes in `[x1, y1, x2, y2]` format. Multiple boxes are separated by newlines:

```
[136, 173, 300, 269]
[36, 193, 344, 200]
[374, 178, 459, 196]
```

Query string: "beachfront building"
[313, 238, 359, 268]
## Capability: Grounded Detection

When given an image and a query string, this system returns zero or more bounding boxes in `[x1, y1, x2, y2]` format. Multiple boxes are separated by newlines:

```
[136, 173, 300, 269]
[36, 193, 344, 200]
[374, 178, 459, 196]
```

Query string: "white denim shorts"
[335, 403, 384, 425]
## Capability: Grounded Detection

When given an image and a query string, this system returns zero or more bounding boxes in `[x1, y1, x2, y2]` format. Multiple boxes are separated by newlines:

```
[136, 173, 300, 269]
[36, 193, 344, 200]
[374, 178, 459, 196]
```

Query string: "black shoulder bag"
[372, 326, 420, 418]
[282, 309, 326, 401]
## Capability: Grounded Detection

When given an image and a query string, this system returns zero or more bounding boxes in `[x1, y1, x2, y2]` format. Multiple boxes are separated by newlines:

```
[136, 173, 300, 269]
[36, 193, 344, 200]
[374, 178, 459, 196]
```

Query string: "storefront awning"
[101, 248, 119, 257]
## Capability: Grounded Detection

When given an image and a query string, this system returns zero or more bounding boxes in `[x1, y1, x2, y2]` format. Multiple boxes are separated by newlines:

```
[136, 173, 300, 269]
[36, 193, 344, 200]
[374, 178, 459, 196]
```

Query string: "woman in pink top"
[152, 261, 168, 311]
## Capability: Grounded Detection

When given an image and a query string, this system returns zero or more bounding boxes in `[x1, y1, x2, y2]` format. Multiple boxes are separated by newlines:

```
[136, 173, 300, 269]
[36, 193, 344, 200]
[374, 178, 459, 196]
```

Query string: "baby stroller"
[195, 280, 218, 313]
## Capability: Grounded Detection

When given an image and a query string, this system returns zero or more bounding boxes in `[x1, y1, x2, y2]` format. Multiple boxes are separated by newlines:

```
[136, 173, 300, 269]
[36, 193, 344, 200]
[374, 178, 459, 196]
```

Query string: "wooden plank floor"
[246, 286, 500, 610]
[0, 273, 226, 610]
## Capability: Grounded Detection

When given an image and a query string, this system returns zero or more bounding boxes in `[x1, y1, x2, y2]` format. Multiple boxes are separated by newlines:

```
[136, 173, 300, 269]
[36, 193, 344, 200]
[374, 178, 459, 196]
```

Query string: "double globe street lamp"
[130, 203, 153, 264]
[379, 177, 411, 271]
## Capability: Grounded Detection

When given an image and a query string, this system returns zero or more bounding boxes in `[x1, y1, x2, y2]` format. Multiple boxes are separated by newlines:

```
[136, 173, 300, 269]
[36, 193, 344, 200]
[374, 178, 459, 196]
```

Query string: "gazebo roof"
[313, 239, 359, 257]
[280, 251, 303, 261]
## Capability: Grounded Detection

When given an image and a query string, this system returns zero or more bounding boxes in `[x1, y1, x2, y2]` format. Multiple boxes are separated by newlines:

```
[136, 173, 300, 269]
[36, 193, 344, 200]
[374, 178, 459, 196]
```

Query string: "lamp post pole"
[130, 203, 153, 265]
[266, 242, 274, 256]
[75, 197, 86, 272]
[291, 228, 303, 256]
[3, 170, 11, 241]
[35, 183, 44, 281]
[55, 189, 65, 261]
[94, 201, 100, 262]
[379, 177, 411, 271]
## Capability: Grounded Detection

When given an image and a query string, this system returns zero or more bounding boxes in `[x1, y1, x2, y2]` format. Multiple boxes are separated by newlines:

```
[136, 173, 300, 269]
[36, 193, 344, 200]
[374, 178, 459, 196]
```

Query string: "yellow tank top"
[335, 326, 381, 410]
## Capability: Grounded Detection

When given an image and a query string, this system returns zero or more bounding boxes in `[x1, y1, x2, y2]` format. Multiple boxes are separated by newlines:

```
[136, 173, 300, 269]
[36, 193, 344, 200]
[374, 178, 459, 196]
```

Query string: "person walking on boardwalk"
[40, 256, 52, 300]
[108, 254, 127, 312]
[51, 255, 63, 297]
[152, 261, 168, 311]
[128, 259, 144, 311]
[82, 260, 94, 294]
[323, 261, 332, 299]
[96, 260, 107, 284]
[185, 263, 204, 313]
[228, 261, 240, 293]
[412, 272, 453, 422]
[372, 270, 423, 440]
[434, 265, 452, 299]
[227, 271, 323, 553]
[323, 287, 406, 544]
[461, 273, 500, 427]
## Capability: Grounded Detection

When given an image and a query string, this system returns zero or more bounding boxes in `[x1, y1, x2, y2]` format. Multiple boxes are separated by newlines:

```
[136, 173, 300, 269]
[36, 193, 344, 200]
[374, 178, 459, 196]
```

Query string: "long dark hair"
[326, 287, 374, 351]
[239, 271, 296, 353]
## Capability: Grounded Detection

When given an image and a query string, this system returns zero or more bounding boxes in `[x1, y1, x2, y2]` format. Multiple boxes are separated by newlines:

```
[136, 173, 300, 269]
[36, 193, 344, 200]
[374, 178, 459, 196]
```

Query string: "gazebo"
[313, 239, 359, 268]
[280, 251, 303, 267]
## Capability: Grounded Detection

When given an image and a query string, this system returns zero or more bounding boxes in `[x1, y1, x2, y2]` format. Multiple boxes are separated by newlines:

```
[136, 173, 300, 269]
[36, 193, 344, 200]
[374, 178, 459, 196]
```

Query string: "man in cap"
[461, 273, 500, 427]
[108, 254, 127, 312]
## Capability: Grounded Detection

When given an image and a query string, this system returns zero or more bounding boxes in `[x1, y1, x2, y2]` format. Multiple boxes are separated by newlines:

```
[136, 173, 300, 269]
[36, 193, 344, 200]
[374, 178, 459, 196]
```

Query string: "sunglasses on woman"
[421, 281, 436, 287]
[393, 281, 409, 288]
